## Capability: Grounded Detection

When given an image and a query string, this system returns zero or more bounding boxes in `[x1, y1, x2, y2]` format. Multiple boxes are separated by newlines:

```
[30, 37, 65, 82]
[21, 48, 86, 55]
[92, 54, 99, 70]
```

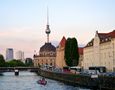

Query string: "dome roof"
[40, 43, 56, 52]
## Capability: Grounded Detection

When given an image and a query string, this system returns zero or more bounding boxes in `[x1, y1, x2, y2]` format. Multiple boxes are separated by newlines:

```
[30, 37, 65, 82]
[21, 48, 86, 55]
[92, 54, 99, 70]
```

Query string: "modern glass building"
[6, 48, 14, 61]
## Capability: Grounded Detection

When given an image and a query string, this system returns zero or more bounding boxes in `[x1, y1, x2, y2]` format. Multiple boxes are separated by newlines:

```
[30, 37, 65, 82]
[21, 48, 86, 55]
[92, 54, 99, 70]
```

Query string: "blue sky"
[0, 0, 115, 58]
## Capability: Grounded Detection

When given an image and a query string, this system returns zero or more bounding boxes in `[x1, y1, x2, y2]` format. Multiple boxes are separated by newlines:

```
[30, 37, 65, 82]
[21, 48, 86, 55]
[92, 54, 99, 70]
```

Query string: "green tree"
[0, 54, 5, 67]
[64, 37, 79, 66]
[25, 58, 33, 66]
[6, 59, 25, 67]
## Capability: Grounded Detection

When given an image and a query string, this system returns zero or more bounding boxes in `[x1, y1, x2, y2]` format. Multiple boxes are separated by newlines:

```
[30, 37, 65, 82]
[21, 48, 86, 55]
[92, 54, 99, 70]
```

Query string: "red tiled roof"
[85, 39, 94, 47]
[98, 30, 115, 43]
[59, 36, 66, 47]
[85, 30, 115, 47]
[78, 47, 83, 55]
[98, 30, 115, 39]
[109, 30, 115, 38]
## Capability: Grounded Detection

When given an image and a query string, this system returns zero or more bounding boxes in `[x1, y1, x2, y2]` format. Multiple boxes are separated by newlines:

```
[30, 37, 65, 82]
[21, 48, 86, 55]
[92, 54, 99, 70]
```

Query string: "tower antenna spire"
[45, 6, 51, 43]
[47, 6, 49, 25]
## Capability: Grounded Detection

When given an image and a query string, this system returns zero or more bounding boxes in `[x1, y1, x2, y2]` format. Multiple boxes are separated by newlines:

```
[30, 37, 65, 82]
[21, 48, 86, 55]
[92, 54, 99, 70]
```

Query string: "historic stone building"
[56, 36, 83, 68]
[34, 43, 56, 67]
[83, 30, 115, 71]
[34, 11, 56, 67]
[56, 36, 67, 68]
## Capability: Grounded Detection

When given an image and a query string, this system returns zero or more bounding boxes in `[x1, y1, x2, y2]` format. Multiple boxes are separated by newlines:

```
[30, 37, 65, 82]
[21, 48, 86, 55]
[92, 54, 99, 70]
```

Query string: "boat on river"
[14, 69, 19, 76]
[37, 77, 47, 85]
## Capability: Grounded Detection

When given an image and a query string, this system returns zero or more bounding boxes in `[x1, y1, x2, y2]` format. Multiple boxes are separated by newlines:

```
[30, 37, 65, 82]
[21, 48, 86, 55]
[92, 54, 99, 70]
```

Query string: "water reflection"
[0, 71, 91, 90]
[0, 73, 3, 76]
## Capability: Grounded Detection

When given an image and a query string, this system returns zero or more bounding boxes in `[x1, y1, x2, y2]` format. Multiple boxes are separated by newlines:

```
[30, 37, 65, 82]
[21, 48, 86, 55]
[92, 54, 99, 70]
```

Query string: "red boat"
[37, 78, 47, 85]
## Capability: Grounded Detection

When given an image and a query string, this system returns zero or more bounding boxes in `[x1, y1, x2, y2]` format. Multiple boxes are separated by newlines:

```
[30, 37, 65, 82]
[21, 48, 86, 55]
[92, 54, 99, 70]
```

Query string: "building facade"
[83, 30, 115, 71]
[6, 48, 14, 61]
[15, 51, 24, 62]
[34, 43, 56, 67]
[56, 36, 67, 68]
[78, 48, 83, 67]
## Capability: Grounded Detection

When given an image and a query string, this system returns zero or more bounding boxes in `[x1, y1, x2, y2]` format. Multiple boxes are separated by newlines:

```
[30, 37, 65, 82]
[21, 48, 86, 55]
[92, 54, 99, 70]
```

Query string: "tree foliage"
[64, 37, 79, 66]
[25, 58, 33, 66]
[0, 54, 5, 67]
[6, 59, 25, 67]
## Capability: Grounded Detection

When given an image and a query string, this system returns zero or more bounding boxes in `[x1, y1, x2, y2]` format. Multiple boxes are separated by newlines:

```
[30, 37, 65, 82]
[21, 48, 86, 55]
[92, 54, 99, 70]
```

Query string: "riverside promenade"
[38, 68, 115, 90]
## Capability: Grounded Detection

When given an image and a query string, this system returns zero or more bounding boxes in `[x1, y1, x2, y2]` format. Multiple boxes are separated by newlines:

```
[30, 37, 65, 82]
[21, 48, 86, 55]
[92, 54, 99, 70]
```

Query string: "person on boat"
[41, 77, 45, 83]
[42, 77, 45, 81]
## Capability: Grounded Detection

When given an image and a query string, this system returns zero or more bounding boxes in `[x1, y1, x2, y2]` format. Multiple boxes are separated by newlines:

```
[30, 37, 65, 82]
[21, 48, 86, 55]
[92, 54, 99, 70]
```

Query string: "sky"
[0, 0, 115, 59]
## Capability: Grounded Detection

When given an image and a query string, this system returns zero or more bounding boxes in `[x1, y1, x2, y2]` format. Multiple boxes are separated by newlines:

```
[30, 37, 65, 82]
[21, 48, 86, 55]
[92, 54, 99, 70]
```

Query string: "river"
[0, 71, 91, 90]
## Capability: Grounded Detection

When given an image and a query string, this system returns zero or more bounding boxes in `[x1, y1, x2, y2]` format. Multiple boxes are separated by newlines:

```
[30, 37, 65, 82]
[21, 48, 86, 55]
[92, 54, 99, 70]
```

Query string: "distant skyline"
[0, 0, 115, 58]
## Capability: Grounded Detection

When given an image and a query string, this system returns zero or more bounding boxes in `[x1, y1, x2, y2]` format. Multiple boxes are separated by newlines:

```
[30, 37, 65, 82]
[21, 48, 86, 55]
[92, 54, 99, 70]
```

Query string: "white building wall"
[111, 38, 115, 71]
[100, 42, 113, 71]
[93, 32, 100, 66]
[83, 47, 93, 69]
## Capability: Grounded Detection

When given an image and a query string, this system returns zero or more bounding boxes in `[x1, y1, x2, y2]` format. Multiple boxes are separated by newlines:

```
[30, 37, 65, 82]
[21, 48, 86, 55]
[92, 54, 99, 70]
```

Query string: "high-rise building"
[6, 48, 14, 61]
[15, 51, 24, 62]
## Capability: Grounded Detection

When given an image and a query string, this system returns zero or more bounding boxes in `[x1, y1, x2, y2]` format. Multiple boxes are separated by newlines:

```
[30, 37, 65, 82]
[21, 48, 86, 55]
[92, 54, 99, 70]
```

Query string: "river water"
[0, 71, 91, 90]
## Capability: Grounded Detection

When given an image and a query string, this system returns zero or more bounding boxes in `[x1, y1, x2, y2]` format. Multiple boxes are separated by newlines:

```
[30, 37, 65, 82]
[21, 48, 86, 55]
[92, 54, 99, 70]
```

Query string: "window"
[105, 38, 108, 41]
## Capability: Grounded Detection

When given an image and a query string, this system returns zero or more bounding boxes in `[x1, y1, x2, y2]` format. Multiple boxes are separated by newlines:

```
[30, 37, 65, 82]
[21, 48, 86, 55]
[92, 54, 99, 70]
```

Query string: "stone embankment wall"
[98, 76, 115, 90]
[38, 69, 98, 89]
[38, 69, 115, 90]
